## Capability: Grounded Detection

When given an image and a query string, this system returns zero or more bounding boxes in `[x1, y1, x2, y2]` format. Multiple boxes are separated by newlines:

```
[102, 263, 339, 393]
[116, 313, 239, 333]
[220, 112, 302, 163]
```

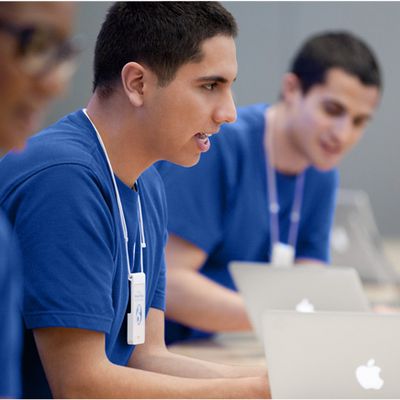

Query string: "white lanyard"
[83, 109, 146, 276]
[83, 109, 146, 345]
[265, 109, 305, 265]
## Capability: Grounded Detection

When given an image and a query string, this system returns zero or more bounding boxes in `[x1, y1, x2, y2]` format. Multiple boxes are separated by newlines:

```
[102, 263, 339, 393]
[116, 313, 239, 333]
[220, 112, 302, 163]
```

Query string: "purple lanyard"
[265, 111, 306, 251]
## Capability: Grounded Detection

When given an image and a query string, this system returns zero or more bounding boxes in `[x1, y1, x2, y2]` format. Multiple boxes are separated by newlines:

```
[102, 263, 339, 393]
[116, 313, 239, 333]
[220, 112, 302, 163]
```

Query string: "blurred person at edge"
[0, 2, 77, 397]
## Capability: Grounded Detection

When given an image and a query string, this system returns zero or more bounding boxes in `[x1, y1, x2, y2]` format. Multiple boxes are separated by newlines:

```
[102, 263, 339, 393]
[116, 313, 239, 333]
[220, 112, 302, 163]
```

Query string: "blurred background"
[47, 2, 400, 237]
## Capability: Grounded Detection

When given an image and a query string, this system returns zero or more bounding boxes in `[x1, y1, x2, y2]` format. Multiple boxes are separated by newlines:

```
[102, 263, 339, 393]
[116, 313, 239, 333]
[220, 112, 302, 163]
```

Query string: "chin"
[167, 153, 201, 168]
[311, 150, 344, 171]
[314, 160, 338, 171]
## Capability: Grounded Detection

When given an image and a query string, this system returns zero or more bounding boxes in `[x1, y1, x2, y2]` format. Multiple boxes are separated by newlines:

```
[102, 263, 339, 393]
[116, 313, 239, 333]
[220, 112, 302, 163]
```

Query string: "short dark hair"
[290, 31, 382, 94]
[93, 2, 237, 97]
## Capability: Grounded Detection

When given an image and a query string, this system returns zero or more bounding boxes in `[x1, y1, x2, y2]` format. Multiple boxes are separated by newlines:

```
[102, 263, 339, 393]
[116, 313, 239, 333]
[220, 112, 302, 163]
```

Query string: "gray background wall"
[47, 2, 400, 237]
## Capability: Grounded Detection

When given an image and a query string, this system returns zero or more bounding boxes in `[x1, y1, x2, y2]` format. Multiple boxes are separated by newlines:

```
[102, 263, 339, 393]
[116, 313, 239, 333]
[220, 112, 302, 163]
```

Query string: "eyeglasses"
[0, 18, 82, 79]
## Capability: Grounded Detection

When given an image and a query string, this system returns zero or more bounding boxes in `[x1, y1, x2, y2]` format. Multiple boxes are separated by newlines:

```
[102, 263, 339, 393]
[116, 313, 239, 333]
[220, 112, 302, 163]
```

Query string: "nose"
[214, 90, 237, 125]
[331, 116, 353, 145]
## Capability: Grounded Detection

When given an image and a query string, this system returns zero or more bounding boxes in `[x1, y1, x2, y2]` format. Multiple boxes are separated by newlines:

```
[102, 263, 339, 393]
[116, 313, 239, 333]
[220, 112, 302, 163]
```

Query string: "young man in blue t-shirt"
[0, 3, 77, 397]
[157, 31, 382, 344]
[0, 3, 270, 398]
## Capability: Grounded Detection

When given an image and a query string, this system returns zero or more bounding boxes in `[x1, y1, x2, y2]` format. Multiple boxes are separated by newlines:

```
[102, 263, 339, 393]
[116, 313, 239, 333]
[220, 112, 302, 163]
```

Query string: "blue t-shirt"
[157, 103, 338, 344]
[0, 210, 22, 398]
[0, 110, 167, 398]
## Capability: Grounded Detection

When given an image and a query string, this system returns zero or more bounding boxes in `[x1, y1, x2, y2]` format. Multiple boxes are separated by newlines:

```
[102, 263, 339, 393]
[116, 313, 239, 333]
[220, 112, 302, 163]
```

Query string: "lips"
[194, 132, 212, 152]
[320, 139, 342, 156]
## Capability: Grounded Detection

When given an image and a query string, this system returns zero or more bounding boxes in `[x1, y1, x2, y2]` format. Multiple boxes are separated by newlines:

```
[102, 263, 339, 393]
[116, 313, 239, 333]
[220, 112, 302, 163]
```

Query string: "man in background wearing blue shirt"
[157, 31, 382, 344]
[0, 3, 269, 398]
[0, 3, 77, 397]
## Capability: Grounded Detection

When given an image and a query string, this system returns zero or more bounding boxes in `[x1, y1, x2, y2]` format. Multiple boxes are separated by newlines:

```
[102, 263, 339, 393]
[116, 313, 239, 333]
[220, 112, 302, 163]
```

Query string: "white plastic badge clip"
[127, 272, 146, 345]
[271, 242, 295, 268]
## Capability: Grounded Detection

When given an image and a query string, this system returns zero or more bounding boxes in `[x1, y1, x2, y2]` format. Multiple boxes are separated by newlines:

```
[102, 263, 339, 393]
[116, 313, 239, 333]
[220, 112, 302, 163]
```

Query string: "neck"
[86, 93, 155, 187]
[265, 103, 309, 175]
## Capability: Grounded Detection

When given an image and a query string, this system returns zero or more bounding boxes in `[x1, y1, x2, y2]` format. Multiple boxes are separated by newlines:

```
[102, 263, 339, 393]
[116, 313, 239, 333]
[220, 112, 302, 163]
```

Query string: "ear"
[281, 73, 302, 104]
[121, 62, 147, 107]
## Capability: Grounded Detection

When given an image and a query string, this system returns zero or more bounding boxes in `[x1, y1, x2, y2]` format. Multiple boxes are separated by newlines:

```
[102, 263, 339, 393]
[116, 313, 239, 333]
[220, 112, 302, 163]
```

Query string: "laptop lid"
[229, 262, 370, 338]
[331, 189, 400, 284]
[262, 310, 400, 399]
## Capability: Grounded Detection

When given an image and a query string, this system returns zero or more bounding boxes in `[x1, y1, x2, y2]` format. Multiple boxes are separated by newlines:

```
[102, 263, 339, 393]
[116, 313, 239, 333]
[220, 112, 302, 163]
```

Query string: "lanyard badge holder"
[271, 242, 295, 267]
[127, 195, 146, 345]
[265, 109, 305, 268]
[128, 270, 146, 345]
[83, 109, 146, 345]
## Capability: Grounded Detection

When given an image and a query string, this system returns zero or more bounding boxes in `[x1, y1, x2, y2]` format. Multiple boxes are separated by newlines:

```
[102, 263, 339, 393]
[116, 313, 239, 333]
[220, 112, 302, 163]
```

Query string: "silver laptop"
[262, 310, 400, 398]
[229, 262, 370, 339]
[331, 189, 400, 284]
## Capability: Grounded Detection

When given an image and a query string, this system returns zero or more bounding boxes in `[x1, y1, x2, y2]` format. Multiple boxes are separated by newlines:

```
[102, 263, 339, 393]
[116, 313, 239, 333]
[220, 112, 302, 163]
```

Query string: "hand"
[244, 374, 271, 399]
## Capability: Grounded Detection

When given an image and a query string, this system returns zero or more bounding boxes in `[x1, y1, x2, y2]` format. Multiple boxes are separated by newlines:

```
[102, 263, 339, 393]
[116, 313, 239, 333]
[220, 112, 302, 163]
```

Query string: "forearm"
[167, 269, 252, 332]
[130, 345, 266, 379]
[56, 360, 269, 399]
[34, 319, 269, 398]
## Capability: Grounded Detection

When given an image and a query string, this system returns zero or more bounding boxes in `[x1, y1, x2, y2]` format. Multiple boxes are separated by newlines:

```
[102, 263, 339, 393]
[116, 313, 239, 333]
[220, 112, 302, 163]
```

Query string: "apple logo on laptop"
[295, 298, 315, 313]
[355, 359, 384, 390]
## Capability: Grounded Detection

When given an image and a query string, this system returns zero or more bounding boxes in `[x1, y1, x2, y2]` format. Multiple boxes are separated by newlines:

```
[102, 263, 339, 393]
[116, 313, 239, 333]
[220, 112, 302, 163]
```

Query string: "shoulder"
[235, 103, 267, 128]
[205, 103, 267, 182]
[215, 103, 267, 149]
[0, 110, 107, 202]
[208, 103, 267, 175]
[198, 103, 269, 165]
[303, 167, 339, 203]
[1, 110, 100, 171]
[23, 110, 98, 164]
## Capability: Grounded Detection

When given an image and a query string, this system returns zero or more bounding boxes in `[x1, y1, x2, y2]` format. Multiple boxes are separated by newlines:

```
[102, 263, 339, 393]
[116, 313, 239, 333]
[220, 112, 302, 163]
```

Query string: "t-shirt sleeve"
[296, 169, 339, 263]
[9, 164, 117, 333]
[150, 230, 167, 311]
[149, 174, 168, 311]
[0, 220, 22, 398]
[157, 140, 228, 254]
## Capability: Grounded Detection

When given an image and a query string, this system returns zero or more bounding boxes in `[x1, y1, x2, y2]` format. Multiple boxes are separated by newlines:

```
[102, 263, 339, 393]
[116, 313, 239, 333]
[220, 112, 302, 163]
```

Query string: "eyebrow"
[195, 75, 237, 84]
[355, 114, 372, 123]
[323, 99, 373, 121]
[323, 99, 344, 109]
